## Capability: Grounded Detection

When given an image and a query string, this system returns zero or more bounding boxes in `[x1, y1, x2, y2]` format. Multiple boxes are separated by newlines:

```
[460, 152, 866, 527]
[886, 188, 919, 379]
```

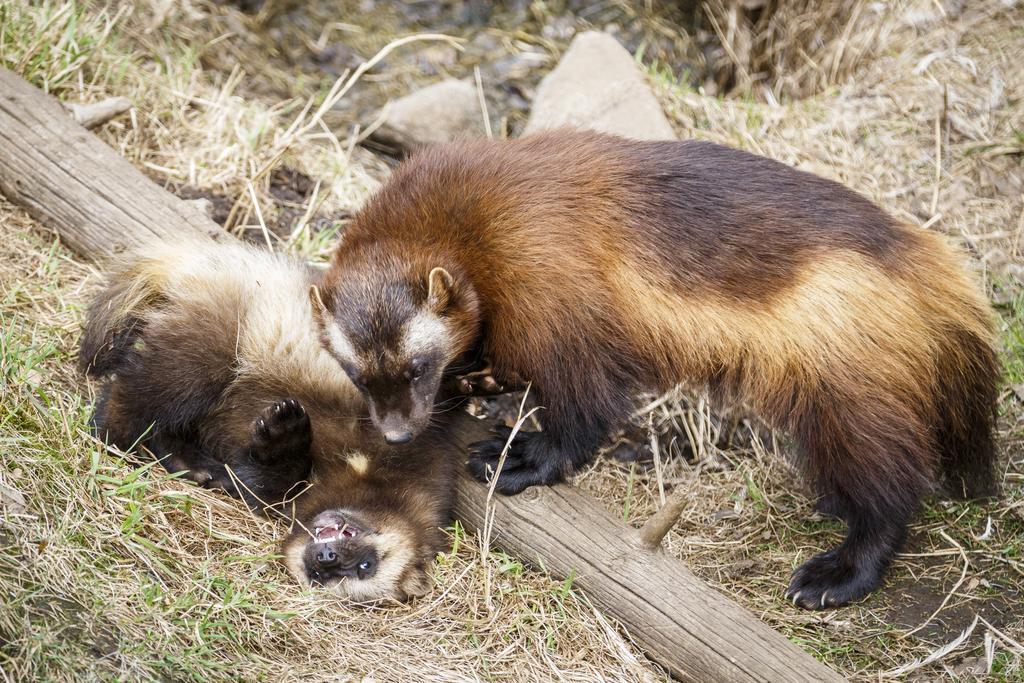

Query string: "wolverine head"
[281, 507, 431, 601]
[314, 256, 479, 445]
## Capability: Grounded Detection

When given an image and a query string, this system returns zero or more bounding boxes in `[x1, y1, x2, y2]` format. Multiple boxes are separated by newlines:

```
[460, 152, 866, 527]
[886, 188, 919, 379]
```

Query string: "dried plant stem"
[637, 486, 689, 550]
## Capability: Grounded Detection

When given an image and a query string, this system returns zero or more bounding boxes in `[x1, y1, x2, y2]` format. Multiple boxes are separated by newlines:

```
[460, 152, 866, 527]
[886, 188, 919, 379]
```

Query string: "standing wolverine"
[317, 130, 999, 609]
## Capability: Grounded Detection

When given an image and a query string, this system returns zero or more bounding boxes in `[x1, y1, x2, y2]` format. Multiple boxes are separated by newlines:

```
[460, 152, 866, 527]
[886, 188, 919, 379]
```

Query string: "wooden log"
[0, 69, 225, 260]
[0, 68, 843, 682]
[452, 463, 841, 683]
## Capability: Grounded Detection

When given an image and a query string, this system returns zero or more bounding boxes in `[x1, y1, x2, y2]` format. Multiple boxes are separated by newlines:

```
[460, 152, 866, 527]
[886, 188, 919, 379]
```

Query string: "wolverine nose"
[315, 547, 339, 568]
[383, 430, 413, 444]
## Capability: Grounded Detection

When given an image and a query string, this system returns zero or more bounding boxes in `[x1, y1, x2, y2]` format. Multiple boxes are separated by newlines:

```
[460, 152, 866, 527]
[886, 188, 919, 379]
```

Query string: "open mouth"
[314, 522, 361, 542]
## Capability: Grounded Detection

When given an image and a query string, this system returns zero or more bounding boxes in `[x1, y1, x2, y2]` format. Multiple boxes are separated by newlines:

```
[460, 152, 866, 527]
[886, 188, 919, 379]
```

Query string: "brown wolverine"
[317, 129, 1000, 609]
[80, 240, 475, 600]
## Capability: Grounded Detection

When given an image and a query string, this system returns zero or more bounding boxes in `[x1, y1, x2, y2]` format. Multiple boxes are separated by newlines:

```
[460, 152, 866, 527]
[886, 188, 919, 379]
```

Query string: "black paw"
[196, 469, 236, 494]
[466, 426, 563, 495]
[250, 398, 312, 464]
[453, 372, 508, 397]
[784, 549, 881, 610]
[169, 459, 233, 493]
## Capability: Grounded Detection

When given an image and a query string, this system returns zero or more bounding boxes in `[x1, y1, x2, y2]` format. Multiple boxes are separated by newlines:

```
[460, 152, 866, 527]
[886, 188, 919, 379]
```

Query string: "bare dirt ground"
[1, 1, 1022, 680]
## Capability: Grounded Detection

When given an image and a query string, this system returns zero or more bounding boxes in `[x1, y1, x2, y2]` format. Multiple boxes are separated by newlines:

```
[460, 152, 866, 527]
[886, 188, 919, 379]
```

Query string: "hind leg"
[786, 489, 910, 609]
[784, 397, 929, 609]
[93, 381, 231, 487]
[145, 431, 234, 490]
[812, 493, 848, 521]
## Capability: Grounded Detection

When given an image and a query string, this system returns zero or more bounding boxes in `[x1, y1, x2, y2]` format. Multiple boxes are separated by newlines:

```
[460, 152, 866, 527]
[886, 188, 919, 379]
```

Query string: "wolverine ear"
[309, 284, 329, 319]
[427, 267, 454, 313]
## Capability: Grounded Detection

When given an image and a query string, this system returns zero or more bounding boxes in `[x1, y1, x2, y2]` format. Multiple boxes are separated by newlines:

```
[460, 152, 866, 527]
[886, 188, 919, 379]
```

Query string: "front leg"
[466, 415, 608, 495]
[249, 398, 312, 464]
[443, 356, 526, 398]
[464, 344, 627, 495]
[231, 398, 313, 509]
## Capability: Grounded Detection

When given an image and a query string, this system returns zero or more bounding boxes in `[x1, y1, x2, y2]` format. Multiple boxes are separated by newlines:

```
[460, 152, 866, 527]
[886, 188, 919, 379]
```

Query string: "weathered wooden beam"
[0, 69, 225, 260]
[0, 68, 842, 682]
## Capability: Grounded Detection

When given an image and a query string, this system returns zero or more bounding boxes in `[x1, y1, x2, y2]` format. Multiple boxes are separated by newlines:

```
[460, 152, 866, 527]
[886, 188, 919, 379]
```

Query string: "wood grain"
[0, 69, 225, 260]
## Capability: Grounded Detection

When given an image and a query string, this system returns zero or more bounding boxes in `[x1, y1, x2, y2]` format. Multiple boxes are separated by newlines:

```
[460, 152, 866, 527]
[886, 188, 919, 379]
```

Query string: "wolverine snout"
[383, 429, 413, 444]
[378, 411, 415, 444]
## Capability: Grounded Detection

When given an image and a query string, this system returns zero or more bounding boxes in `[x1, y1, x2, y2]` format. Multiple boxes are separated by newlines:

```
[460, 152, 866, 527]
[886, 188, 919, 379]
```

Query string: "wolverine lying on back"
[318, 129, 999, 609]
[80, 241, 467, 601]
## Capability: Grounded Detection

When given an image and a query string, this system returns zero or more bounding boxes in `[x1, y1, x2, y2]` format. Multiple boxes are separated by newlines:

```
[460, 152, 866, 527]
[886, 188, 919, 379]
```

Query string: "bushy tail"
[905, 229, 1001, 499]
[933, 325, 1001, 498]
[78, 255, 172, 377]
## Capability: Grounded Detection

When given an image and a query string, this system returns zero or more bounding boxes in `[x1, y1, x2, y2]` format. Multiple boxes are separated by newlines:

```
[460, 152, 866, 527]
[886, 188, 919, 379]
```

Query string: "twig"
[978, 615, 1024, 654]
[884, 615, 978, 678]
[637, 486, 689, 550]
[354, 103, 392, 144]
[222, 463, 313, 530]
[648, 415, 666, 506]
[479, 384, 539, 613]
[631, 388, 676, 418]
[225, 32, 462, 230]
[246, 182, 273, 249]
[930, 103, 942, 218]
[287, 179, 322, 245]
[903, 529, 970, 637]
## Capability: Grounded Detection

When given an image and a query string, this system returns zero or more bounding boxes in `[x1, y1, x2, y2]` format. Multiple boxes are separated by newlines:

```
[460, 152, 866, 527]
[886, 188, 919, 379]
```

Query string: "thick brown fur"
[321, 129, 1000, 609]
[80, 241, 468, 600]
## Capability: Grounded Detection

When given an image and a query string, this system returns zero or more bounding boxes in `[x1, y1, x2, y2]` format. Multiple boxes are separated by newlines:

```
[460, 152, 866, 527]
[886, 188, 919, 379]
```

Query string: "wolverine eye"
[410, 359, 429, 381]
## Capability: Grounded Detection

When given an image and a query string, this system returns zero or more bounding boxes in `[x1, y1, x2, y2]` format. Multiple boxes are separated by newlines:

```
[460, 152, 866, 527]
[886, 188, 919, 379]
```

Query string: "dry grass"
[1, 0, 1023, 680]
[698, 0, 901, 98]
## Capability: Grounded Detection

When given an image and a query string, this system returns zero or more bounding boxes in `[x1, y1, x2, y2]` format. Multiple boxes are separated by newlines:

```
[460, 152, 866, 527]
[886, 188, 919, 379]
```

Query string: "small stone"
[66, 96, 132, 130]
[490, 50, 549, 82]
[542, 15, 576, 41]
[524, 31, 676, 141]
[371, 79, 487, 152]
[311, 43, 363, 73]
[711, 509, 740, 522]
[468, 31, 501, 57]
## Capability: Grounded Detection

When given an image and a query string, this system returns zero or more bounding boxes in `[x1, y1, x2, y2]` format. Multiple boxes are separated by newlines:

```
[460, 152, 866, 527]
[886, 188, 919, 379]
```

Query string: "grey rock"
[524, 31, 676, 141]
[372, 79, 486, 151]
